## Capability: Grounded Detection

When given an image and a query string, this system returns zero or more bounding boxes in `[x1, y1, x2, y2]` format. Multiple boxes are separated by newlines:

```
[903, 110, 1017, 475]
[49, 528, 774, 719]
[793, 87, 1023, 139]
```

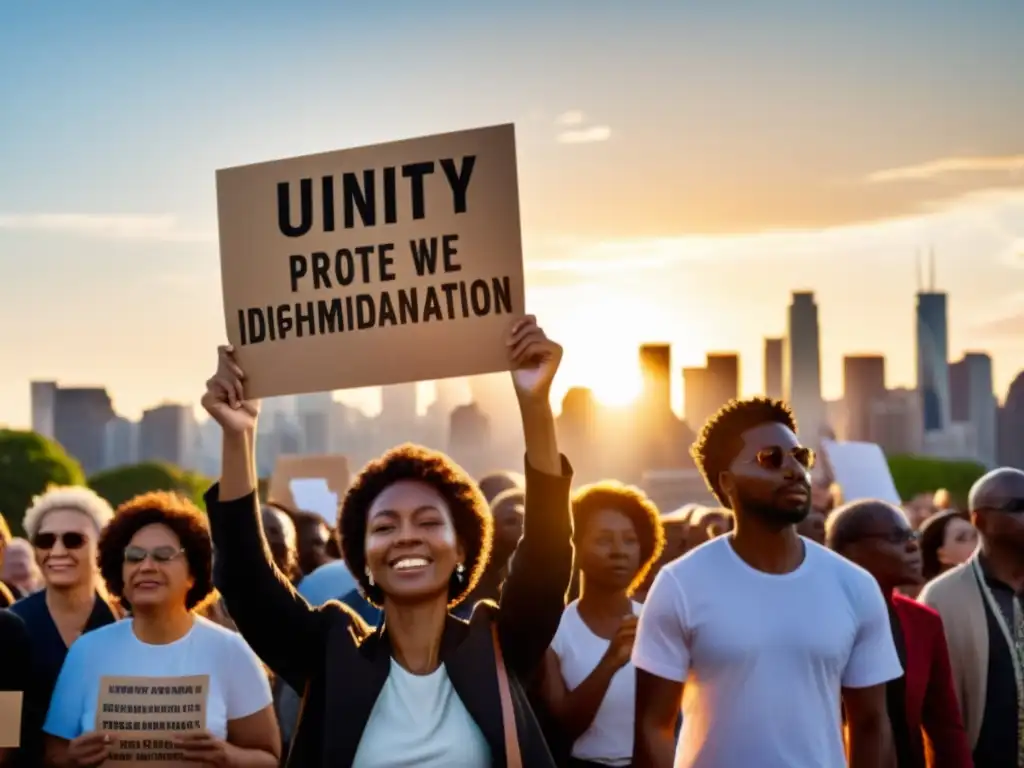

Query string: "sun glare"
[546, 287, 677, 411]
[590, 367, 644, 406]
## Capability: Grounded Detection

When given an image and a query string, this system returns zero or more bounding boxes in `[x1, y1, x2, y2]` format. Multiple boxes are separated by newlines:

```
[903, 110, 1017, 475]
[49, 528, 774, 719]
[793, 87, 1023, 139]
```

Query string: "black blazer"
[206, 455, 574, 767]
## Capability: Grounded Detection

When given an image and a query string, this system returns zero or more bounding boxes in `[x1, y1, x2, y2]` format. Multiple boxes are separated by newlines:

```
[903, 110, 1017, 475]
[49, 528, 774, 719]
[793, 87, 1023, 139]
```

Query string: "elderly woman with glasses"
[42, 492, 280, 768]
[10, 486, 118, 768]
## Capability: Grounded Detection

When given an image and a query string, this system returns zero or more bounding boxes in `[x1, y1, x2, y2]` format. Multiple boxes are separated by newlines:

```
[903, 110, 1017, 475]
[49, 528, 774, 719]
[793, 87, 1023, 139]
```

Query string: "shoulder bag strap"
[491, 622, 523, 768]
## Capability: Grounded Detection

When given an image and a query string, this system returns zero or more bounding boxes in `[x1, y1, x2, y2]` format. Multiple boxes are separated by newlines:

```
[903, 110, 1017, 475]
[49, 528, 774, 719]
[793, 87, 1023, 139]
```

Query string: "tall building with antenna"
[915, 249, 950, 432]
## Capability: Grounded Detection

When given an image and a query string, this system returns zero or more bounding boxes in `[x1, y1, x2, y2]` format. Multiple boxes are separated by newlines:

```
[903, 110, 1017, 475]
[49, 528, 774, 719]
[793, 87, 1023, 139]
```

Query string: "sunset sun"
[590, 367, 644, 406]
[544, 286, 681, 410]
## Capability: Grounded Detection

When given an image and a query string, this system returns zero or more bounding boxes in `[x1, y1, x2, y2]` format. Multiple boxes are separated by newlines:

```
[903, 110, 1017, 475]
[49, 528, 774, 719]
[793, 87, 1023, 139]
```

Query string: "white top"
[44, 616, 273, 740]
[352, 658, 491, 768]
[550, 599, 642, 766]
[632, 536, 902, 768]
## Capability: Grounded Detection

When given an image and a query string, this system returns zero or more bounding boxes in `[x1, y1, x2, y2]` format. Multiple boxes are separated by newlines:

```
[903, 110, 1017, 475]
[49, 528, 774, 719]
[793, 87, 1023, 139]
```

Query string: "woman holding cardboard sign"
[203, 315, 573, 767]
[41, 492, 281, 767]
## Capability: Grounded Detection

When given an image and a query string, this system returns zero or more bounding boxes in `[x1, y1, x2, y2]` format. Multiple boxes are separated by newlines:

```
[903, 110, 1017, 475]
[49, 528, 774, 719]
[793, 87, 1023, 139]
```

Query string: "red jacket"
[891, 592, 974, 767]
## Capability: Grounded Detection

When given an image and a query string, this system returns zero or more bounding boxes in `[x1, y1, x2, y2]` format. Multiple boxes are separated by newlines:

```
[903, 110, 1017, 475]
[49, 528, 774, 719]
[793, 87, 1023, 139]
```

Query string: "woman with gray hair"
[8, 486, 120, 768]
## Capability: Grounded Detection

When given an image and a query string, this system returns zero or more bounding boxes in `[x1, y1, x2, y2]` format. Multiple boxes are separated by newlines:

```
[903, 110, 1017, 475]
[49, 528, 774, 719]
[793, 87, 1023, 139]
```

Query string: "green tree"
[88, 462, 211, 511]
[0, 429, 87, 538]
[887, 454, 987, 507]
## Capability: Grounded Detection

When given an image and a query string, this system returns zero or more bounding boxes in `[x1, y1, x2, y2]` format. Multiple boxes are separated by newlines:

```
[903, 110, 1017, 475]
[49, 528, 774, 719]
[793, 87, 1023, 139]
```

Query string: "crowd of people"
[0, 316, 1022, 767]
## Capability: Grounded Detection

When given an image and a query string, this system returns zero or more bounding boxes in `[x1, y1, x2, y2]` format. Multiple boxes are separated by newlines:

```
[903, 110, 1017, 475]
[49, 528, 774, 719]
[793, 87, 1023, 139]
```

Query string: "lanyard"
[973, 556, 1024, 688]
[972, 556, 1024, 766]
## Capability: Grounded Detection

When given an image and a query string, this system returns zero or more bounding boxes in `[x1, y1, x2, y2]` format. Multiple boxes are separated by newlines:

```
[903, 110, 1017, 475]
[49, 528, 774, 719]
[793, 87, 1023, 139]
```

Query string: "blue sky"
[2, 1, 1023, 424]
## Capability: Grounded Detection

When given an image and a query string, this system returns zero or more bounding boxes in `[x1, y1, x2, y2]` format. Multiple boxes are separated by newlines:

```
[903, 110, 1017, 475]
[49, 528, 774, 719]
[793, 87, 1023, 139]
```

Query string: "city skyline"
[2, 1, 1023, 426]
[20, 295, 1022, 423]
[9, 281, 1024, 431]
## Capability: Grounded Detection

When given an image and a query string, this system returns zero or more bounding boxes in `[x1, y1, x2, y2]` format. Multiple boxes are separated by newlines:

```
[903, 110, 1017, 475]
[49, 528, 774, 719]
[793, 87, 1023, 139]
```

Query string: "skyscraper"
[949, 353, 997, 467]
[843, 355, 886, 442]
[706, 354, 740, 404]
[682, 354, 740, 431]
[140, 404, 192, 467]
[786, 292, 824, 442]
[916, 251, 950, 433]
[764, 338, 784, 399]
[53, 387, 116, 474]
[999, 373, 1024, 469]
[639, 343, 672, 417]
[31, 381, 57, 439]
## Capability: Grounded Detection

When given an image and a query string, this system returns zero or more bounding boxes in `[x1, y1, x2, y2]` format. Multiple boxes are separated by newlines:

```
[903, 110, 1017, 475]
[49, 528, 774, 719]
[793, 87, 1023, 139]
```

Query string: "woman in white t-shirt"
[540, 482, 665, 768]
[42, 491, 279, 768]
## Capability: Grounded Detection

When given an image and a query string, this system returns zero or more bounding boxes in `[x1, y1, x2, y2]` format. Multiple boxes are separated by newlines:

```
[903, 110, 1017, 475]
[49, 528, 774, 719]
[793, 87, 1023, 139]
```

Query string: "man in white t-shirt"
[632, 397, 903, 768]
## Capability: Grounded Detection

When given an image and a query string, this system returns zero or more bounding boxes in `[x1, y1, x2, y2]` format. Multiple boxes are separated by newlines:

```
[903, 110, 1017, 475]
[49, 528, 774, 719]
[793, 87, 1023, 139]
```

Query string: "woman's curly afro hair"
[572, 481, 666, 595]
[339, 443, 493, 609]
[97, 491, 215, 613]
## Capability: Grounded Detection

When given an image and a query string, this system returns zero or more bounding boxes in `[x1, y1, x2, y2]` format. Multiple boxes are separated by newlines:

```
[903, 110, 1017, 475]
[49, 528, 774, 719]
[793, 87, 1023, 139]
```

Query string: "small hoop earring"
[365, 566, 374, 586]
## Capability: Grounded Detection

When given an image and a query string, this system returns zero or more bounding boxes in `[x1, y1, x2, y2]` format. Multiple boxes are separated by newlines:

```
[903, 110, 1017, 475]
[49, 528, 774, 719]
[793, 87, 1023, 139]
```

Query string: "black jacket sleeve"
[496, 454, 574, 679]
[0, 609, 31, 752]
[0, 608, 30, 688]
[205, 485, 329, 692]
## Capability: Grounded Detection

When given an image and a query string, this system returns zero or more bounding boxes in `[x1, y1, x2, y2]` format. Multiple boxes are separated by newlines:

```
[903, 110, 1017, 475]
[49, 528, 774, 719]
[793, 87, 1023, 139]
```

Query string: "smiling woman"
[10, 486, 118, 767]
[202, 315, 574, 767]
[339, 445, 491, 611]
[41, 492, 281, 768]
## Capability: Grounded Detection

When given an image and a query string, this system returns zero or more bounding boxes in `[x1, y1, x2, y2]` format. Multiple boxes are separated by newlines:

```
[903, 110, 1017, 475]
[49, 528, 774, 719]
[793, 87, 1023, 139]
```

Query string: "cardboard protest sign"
[217, 123, 525, 398]
[268, 454, 349, 525]
[0, 691, 21, 747]
[96, 675, 208, 767]
[820, 439, 901, 505]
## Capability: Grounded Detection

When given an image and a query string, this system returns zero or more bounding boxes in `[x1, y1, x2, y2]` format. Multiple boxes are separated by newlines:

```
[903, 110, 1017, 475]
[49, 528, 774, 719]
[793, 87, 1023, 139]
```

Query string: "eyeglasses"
[33, 532, 86, 550]
[862, 529, 921, 546]
[752, 446, 815, 471]
[984, 499, 1024, 514]
[124, 546, 185, 564]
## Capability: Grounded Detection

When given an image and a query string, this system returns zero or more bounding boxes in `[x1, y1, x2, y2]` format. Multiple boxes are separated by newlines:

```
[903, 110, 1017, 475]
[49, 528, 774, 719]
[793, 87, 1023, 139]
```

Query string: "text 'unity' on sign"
[216, 124, 525, 398]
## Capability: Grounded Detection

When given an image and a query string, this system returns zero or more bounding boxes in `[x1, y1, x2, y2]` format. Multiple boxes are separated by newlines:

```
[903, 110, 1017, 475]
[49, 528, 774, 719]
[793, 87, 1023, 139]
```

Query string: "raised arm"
[202, 346, 326, 690]
[496, 317, 574, 678]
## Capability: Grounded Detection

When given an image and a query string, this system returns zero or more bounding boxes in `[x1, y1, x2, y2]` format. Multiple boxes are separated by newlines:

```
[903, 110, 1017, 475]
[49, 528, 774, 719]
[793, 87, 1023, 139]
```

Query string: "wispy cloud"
[866, 155, 1024, 183]
[0, 213, 214, 242]
[554, 110, 585, 127]
[557, 126, 612, 144]
[526, 185, 1024, 278]
[552, 110, 611, 144]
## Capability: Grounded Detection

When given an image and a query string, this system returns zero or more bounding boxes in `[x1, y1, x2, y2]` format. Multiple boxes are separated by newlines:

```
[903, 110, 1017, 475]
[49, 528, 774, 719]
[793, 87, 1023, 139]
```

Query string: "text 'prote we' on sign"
[216, 123, 525, 399]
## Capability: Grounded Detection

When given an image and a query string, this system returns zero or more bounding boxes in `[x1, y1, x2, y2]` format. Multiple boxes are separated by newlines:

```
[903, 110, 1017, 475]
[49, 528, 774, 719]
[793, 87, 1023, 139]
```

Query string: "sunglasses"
[863, 529, 921, 546]
[33, 531, 87, 550]
[752, 445, 815, 471]
[124, 545, 185, 564]
[984, 499, 1024, 514]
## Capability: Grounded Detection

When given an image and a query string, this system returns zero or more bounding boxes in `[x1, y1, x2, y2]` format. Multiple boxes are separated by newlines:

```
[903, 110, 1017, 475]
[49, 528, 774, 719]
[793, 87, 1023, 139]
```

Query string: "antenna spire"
[929, 246, 936, 291]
